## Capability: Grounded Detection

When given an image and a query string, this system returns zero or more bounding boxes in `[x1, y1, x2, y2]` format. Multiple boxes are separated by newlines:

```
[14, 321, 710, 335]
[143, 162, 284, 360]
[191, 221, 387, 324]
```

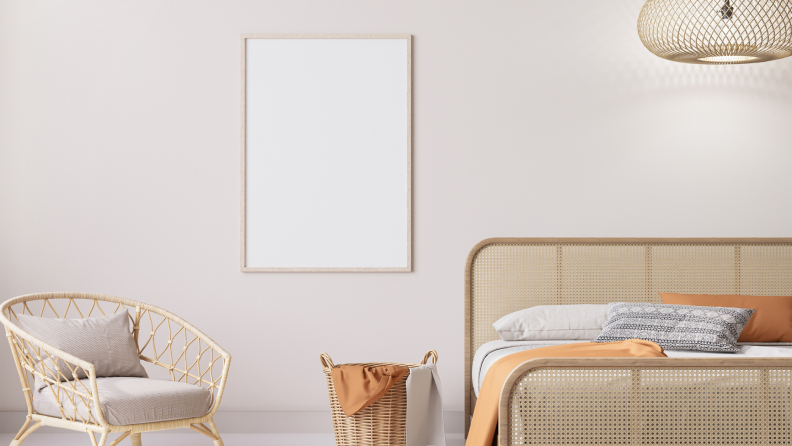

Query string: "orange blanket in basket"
[332, 364, 410, 416]
[466, 339, 666, 446]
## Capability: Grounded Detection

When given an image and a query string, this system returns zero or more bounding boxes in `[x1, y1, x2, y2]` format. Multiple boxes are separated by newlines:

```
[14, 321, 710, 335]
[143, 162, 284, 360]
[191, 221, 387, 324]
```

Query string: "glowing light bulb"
[697, 55, 758, 62]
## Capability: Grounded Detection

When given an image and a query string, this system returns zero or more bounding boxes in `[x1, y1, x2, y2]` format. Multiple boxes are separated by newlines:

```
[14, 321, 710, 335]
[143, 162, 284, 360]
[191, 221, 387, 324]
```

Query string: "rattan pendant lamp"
[638, 0, 792, 64]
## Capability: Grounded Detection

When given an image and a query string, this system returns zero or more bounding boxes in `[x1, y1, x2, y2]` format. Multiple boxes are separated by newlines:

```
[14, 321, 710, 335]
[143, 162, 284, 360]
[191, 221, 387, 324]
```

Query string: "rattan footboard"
[465, 238, 792, 439]
[498, 358, 792, 446]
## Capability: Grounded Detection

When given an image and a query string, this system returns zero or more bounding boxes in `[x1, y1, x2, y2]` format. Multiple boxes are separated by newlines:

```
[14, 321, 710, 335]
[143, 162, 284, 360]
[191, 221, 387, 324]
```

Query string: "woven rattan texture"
[4, 297, 226, 425]
[470, 243, 792, 358]
[325, 369, 409, 446]
[320, 352, 437, 446]
[1, 292, 230, 445]
[508, 366, 792, 446]
[638, 0, 792, 64]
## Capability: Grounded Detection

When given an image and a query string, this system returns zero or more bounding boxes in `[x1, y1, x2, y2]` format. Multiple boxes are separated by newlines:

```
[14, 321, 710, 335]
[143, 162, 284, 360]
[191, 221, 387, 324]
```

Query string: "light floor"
[0, 433, 465, 446]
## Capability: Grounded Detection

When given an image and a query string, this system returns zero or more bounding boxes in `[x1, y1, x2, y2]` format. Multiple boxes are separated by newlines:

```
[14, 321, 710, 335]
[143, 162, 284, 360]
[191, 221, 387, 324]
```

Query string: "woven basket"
[320, 350, 438, 446]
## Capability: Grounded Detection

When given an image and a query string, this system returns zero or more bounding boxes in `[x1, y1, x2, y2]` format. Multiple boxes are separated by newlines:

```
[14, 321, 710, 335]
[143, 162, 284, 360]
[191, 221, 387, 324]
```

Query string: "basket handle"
[320, 353, 335, 371]
[420, 350, 438, 365]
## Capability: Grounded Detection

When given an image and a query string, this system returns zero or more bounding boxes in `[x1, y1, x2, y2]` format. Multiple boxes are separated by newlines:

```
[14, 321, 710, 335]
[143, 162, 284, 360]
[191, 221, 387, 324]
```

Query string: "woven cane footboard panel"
[508, 367, 792, 446]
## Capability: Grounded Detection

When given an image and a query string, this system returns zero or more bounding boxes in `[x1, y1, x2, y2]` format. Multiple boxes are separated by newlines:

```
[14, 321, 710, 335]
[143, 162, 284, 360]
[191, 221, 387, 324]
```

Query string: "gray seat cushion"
[33, 377, 212, 426]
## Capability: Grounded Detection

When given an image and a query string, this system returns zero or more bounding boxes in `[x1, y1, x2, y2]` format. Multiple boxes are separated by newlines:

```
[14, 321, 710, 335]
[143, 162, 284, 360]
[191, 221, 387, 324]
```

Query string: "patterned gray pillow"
[594, 302, 754, 352]
[16, 311, 148, 387]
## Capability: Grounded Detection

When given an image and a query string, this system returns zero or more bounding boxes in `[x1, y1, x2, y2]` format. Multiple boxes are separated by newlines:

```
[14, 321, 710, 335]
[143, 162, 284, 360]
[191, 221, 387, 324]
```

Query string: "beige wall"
[2, 0, 792, 417]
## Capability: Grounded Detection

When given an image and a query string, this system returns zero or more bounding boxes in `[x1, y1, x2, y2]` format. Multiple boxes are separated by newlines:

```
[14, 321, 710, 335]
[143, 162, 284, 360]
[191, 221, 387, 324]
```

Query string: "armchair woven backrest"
[0, 292, 231, 430]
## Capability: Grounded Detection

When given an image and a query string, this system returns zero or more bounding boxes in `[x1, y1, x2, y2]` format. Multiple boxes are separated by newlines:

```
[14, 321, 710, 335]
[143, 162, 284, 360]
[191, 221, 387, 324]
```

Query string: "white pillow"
[493, 304, 609, 341]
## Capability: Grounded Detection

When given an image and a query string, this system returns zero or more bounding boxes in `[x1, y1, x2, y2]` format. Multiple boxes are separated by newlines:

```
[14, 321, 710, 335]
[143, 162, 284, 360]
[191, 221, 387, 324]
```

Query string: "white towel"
[406, 363, 446, 446]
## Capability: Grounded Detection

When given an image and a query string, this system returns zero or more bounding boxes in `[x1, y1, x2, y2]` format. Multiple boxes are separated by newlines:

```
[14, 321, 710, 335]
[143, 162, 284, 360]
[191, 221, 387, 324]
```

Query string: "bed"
[464, 238, 792, 445]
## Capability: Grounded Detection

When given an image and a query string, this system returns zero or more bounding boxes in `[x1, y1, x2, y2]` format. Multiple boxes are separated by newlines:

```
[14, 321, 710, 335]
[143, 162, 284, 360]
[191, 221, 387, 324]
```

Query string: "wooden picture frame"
[240, 34, 412, 272]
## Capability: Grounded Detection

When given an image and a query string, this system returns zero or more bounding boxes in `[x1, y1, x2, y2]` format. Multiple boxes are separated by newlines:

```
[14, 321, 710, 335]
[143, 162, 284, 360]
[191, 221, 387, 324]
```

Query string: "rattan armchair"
[0, 292, 231, 446]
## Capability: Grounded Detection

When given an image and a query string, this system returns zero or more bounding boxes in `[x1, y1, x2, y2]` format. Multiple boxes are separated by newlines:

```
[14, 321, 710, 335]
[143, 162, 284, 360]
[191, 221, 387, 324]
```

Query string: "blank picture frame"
[241, 34, 412, 272]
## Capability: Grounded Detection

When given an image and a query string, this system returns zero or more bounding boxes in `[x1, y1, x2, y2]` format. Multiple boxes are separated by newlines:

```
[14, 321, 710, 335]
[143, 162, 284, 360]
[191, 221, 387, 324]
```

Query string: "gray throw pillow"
[594, 302, 754, 353]
[16, 311, 148, 386]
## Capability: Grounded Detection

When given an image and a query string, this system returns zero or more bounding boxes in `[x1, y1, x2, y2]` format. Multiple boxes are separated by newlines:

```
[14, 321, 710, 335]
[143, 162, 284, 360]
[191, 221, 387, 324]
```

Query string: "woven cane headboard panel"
[463, 237, 792, 432]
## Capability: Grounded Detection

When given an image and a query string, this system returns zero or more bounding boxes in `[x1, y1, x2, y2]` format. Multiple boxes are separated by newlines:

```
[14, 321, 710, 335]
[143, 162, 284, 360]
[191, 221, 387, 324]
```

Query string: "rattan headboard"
[463, 237, 792, 433]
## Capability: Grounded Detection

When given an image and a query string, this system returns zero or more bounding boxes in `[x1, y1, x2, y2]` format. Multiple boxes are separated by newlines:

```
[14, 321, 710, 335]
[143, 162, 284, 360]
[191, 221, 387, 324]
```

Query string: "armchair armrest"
[2, 321, 110, 427]
[131, 302, 231, 416]
[180, 325, 232, 415]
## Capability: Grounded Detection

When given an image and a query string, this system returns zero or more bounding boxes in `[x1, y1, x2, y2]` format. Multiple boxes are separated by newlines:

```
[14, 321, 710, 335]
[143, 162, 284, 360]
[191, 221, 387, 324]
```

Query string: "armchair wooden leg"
[207, 419, 225, 446]
[88, 432, 131, 446]
[130, 432, 142, 446]
[10, 419, 40, 446]
[12, 418, 30, 443]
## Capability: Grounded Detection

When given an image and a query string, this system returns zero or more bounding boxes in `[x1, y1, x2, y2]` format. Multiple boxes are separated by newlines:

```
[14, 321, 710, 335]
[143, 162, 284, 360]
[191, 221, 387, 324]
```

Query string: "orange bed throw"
[332, 364, 410, 416]
[466, 339, 666, 446]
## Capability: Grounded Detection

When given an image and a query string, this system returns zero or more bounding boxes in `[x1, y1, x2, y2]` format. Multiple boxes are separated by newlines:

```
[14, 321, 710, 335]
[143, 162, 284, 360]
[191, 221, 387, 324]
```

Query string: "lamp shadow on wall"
[614, 57, 792, 101]
[595, 0, 792, 101]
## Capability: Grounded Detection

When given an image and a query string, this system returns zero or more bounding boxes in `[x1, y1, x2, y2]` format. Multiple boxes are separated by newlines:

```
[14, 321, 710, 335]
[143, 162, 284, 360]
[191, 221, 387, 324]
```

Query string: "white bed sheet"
[472, 340, 792, 397]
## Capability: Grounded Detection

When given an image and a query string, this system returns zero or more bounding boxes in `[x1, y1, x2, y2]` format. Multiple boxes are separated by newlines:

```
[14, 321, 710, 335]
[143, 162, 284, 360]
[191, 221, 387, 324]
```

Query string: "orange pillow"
[659, 293, 792, 342]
